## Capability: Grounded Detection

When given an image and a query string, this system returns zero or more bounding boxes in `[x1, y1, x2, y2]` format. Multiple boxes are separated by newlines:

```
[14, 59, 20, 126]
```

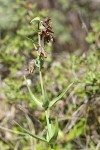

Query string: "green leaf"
[49, 118, 59, 144]
[14, 121, 47, 143]
[49, 82, 74, 108]
[30, 17, 40, 23]
[24, 76, 42, 108]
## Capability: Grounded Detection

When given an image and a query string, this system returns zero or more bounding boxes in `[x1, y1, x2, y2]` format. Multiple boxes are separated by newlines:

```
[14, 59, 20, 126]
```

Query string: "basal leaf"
[14, 121, 47, 143]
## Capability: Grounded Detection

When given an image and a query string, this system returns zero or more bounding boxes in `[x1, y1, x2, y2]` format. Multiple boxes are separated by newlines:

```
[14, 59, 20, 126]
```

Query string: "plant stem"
[45, 109, 51, 139]
[38, 23, 55, 150]
[39, 69, 52, 147]
[38, 30, 45, 100]
[50, 144, 54, 150]
[38, 32, 41, 47]
[39, 70, 50, 134]
[39, 70, 45, 100]
[39, 73, 54, 148]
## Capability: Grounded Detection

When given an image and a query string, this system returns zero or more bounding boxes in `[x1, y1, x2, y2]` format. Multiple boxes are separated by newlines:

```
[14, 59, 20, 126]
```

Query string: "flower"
[39, 17, 54, 58]
[28, 60, 36, 74]
[39, 47, 47, 58]
[40, 17, 54, 43]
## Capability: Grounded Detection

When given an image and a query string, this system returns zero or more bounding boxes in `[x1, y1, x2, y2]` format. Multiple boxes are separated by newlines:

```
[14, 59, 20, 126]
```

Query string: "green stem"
[50, 144, 54, 150]
[45, 109, 51, 140]
[38, 31, 45, 99]
[39, 70, 45, 100]
[38, 24, 55, 149]
[39, 70, 51, 145]
[38, 32, 41, 47]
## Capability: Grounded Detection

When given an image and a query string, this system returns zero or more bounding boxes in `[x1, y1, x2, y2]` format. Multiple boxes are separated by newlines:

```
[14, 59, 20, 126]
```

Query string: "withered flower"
[40, 17, 54, 43]
[28, 60, 36, 74]
[39, 17, 54, 58]
[39, 47, 47, 58]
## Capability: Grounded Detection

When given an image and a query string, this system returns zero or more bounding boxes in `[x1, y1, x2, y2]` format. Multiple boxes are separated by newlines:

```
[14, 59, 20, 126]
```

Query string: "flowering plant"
[17, 17, 73, 150]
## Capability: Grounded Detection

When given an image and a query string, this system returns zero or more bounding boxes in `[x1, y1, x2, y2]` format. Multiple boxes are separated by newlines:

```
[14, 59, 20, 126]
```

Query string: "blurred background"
[0, 0, 100, 149]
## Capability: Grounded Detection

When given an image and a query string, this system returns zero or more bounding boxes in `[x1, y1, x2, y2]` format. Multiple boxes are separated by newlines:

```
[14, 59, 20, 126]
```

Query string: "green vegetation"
[0, 0, 100, 149]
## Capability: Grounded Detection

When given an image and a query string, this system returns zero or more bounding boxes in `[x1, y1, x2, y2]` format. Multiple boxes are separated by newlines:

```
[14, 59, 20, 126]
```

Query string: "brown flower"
[39, 47, 47, 58]
[40, 17, 54, 43]
[28, 60, 36, 74]
[38, 17, 54, 58]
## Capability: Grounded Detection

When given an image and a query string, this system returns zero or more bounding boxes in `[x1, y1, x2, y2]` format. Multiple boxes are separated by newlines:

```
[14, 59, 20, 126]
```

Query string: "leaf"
[14, 121, 47, 143]
[30, 17, 40, 23]
[0, 125, 26, 136]
[49, 82, 74, 108]
[24, 76, 42, 108]
[49, 118, 59, 144]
